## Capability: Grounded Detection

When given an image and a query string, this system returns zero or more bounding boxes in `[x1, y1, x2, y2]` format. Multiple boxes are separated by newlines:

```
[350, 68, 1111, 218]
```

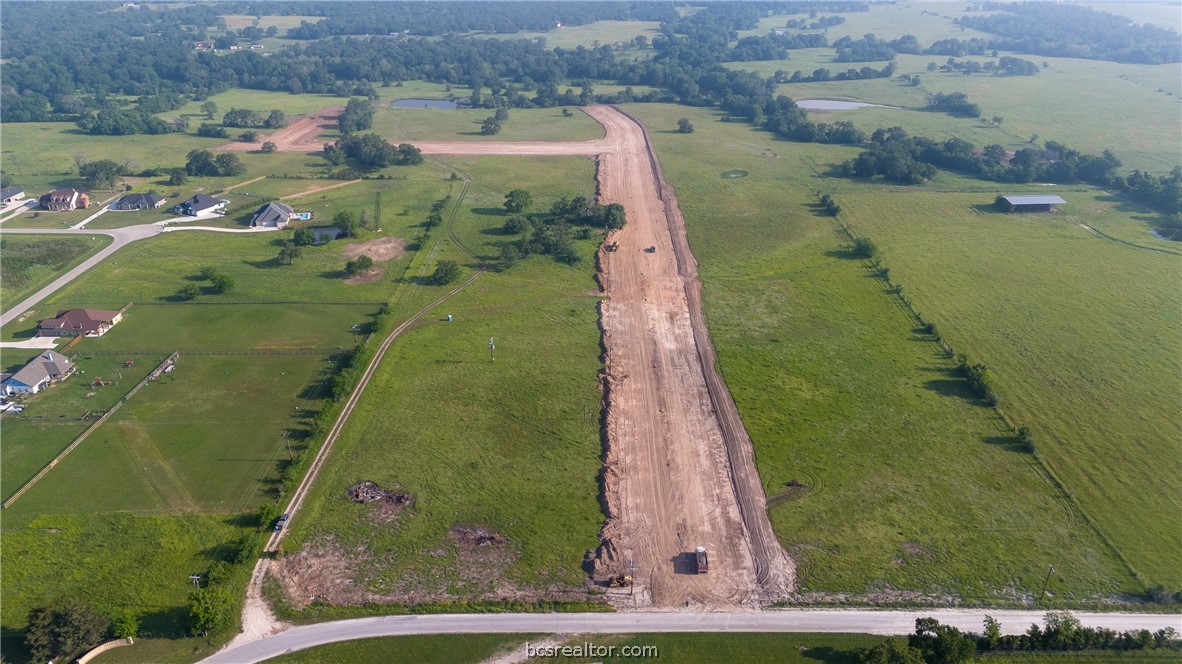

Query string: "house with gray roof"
[0, 186, 25, 203]
[111, 193, 166, 210]
[250, 201, 295, 228]
[1, 351, 76, 396]
[175, 194, 228, 216]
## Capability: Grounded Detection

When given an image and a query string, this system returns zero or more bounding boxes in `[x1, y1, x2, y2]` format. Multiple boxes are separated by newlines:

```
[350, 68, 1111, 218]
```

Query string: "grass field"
[372, 106, 604, 143]
[0, 511, 249, 640]
[622, 102, 1151, 601]
[283, 155, 605, 607]
[168, 89, 351, 121]
[479, 19, 661, 50]
[218, 14, 324, 31]
[0, 234, 110, 305]
[738, 3, 996, 43]
[1095, 2, 1182, 30]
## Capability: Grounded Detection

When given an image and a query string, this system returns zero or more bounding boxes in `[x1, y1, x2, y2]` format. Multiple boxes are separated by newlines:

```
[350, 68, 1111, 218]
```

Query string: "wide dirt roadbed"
[220, 106, 344, 152]
[583, 106, 793, 608]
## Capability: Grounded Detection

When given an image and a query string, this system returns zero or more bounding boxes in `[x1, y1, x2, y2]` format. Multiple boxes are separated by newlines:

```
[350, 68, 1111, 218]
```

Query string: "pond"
[796, 99, 888, 110]
[390, 98, 459, 109]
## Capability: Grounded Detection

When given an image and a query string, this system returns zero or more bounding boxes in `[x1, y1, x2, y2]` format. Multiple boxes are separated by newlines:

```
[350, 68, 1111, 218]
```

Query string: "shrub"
[852, 236, 878, 258]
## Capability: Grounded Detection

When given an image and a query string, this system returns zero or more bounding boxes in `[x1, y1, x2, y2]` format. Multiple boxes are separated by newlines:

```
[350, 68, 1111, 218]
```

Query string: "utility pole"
[489, 337, 495, 363]
[1040, 564, 1055, 601]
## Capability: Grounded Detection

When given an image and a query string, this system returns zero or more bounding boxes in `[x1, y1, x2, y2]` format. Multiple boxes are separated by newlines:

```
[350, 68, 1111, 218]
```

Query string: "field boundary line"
[279, 179, 362, 201]
[215, 176, 268, 196]
[1079, 223, 1182, 255]
[3, 352, 179, 508]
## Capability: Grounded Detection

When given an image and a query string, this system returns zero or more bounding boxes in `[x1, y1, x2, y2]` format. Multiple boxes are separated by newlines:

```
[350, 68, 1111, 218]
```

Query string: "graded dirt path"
[219, 106, 345, 152]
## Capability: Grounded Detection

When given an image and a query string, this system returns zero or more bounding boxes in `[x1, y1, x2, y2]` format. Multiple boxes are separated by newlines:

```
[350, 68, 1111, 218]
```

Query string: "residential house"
[175, 194, 228, 216]
[250, 201, 295, 228]
[40, 188, 89, 211]
[36, 308, 124, 338]
[110, 193, 166, 210]
[250, 44, 264, 50]
[0, 187, 25, 203]
[194, 40, 214, 50]
[1, 351, 76, 396]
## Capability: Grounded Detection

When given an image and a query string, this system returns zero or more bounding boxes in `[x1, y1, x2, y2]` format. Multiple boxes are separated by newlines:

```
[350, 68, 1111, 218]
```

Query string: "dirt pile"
[449, 525, 508, 548]
[347, 480, 413, 522]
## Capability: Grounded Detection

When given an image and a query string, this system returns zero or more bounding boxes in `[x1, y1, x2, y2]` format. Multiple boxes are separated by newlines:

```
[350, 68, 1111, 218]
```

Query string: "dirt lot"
[219, 106, 345, 152]
[342, 236, 406, 261]
[270, 105, 792, 613]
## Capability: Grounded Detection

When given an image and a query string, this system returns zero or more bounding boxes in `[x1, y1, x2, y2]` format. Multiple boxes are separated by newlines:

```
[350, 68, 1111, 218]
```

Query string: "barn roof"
[1002, 195, 1066, 206]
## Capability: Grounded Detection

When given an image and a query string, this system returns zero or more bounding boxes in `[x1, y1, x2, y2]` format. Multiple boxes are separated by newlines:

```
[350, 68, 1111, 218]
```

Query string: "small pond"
[796, 99, 887, 110]
[391, 98, 459, 109]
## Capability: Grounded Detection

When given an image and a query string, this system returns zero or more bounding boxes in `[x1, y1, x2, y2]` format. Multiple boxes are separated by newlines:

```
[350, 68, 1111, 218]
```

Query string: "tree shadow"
[470, 207, 506, 216]
[246, 257, 281, 269]
[823, 248, 861, 260]
[223, 513, 257, 528]
[983, 435, 1033, 453]
[320, 269, 347, 280]
[803, 201, 832, 217]
[480, 225, 513, 236]
[137, 606, 191, 637]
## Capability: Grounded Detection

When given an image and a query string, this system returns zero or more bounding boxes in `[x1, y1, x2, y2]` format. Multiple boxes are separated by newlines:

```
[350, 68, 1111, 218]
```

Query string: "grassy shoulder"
[623, 102, 1140, 602]
[0, 234, 111, 305]
[277, 155, 606, 612]
[260, 634, 539, 664]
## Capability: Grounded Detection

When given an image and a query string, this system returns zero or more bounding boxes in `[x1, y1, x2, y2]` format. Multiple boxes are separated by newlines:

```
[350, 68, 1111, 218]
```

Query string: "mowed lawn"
[0, 234, 110, 305]
[623, 103, 1137, 600]
[837, 189, 1182, 589]
[285, 156, 604, 604]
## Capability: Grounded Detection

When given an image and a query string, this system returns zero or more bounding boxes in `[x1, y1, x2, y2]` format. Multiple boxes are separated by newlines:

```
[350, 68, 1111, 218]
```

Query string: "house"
[0, 187, 25, 203]
[1, 351, 76, 396]
[110, 193, 166, 210]
[40, 188, 89, 211]
[194, 40, 214, 50]
[996, 194, 1066, 213]
[175, 194, 228, 216]
[37, 308, 123, 338]
[250, 44, 264, 50]
[250, 201, 295, 228]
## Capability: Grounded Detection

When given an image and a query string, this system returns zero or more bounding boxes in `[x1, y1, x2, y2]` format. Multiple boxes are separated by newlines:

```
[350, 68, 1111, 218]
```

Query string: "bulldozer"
[606, 574, 633, 588]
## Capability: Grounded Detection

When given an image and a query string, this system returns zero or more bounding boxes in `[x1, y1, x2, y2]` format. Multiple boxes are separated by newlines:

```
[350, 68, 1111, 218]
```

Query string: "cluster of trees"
[179, 266, 235, 300]
[196, 123, 230, 138]
[324, 134, 422, 169]
[773, 62, 897, 84]
[24, 600, 128, 663]
[784, 15, 846, 30]
[958, 354, 998, 405]
[184, 149, 246, 177]
[339, 97, 375, 134]
[926, 91, 981, 117]
[78, 159, 127, 190]
[833, 34, 909, 61]
[481, 107, 510, 135]
[285, 1, 678, 39]
[344, 254, 374, 276]
[959, 3, 1181, 65]
[222, 108, 287, 128]
[497, 190, 626, 267]
[931, 56, 1039, 76]
[855, 614, 1179, 663]
[430, 259, 461, 285]
[76, 109, 179, 135]
[926, 37, 991, 57]
[818, 193, 842, 216]
[838, 127, 1182, 217]
[755, 95, 868, 145]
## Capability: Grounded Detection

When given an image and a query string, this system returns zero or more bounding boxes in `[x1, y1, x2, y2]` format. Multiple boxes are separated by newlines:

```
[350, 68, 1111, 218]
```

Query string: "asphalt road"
[201, 610, 1182, 663]
[0, 225, 160, 327]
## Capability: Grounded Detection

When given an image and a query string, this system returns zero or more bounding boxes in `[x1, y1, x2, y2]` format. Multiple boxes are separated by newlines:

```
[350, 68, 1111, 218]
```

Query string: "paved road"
[0, 225, 160, 327]
[201, 610, 1182, 663]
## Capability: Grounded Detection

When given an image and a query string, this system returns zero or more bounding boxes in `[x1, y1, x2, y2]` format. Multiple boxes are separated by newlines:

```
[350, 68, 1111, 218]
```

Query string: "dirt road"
[219, 107, 345, 152]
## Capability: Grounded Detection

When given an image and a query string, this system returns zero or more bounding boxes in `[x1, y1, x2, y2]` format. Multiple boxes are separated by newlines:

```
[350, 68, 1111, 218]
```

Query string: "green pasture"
[285, 155, 603, 606]
[836, 188, 1182, 589]
[0, 511, 250, 639]
[1096, 2, 1182, 30]
[218, 14, 325, 31]
[738, 2, 995, 43]
[0, 234, 110, 305]
[483, 19, 661, 50]
[167, 89, 350, 120]
[11, 353, 334, 515]
[622, 102, 1146, 600]
[371, 106, 604, 144]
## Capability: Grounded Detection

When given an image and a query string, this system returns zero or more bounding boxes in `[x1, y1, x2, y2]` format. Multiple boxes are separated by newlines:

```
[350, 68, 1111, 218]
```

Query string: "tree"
[480, 117, 502, 135]
[504, 189, 532, 213]
[334, 210, 359, 238]
[214, 153, 247, 176]
[677, 117, 695, 133]
[209, 272, 235, 294]
[179, 283, 201, 300]
[499, 244, 521, 268]
[504, 215, 529, 234]
[430, 259, 460, 285]
[261, 141, 278, 153]
[168, 169, 188, 186]
[264, 109, 287, 129]
[112, 610, 139, 640]
[238, 130, 259, 142]
[173, 115, 190, 131]
[277, 242, 302, 265]
[344, 254, 374, 276]
[852, 237, 878, 258]
[187, 586, 234, 636]
[201, 101, 218, 120]
[25, 600, 110, 662]
[983, 615, 1002, 650]
[79, 159, 125, 189]
[991, 116, 1004, 126]
[293, 227, 316, 246]
[196, 123, 229, 138]
[909, 618, 976, 664]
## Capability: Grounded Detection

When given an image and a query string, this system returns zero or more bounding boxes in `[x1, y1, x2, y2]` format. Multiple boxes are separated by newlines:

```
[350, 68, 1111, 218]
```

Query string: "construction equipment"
[606, 574, 633, 588]
[694, 546, 709, 574]
[606, 241, 619, 252]
[644, 245, 656, 253]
